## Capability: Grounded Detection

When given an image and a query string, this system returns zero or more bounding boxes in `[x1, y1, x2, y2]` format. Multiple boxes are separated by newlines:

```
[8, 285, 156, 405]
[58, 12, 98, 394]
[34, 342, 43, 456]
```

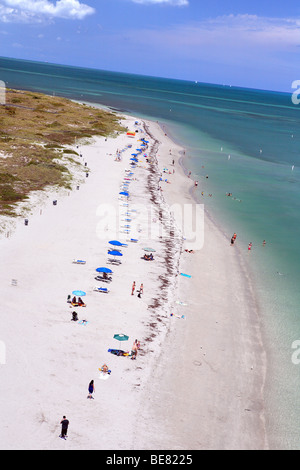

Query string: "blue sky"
[0, 0, 299, 91]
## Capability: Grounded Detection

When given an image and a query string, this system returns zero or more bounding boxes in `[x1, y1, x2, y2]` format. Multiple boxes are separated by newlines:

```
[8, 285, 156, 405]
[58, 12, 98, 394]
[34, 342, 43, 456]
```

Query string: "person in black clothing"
[60, 416, 69, 439]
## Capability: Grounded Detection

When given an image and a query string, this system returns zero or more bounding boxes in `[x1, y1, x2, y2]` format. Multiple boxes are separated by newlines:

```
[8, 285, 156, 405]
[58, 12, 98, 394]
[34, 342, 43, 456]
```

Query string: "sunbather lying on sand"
[99, 364, 111, 374]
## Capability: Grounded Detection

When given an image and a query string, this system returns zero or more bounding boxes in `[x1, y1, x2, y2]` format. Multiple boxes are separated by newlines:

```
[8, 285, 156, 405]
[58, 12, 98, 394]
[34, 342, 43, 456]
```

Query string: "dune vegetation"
[0, 88, 126, 216]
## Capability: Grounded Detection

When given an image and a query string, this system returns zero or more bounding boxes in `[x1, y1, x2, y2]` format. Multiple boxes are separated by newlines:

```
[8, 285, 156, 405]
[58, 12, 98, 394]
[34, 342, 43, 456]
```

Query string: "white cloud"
[131, 0, 188, 5]
[130, 14, 300, 55]
[0, 0, 95, 22]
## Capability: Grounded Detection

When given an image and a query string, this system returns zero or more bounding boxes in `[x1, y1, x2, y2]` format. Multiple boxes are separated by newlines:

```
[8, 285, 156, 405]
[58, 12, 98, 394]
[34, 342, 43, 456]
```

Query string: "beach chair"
[71, 301, 86, 307]
[95, 275, 112, 283]
[93, 286, 110, 293]
[107, 258, 122, 265]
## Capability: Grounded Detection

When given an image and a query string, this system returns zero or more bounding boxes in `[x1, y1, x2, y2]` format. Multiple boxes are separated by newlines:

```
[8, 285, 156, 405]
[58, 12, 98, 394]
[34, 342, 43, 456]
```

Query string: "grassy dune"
[0, 89, 126, 215]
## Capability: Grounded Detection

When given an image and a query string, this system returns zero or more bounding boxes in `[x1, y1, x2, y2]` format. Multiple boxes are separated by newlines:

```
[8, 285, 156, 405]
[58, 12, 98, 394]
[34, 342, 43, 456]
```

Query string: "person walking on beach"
[248, 242, 252, 251]
[131, 281, 136, 295]
[137, 283, 143, 298]
[230, 232, 237, 245]
[60, 416, 69, 439]
[87, 380, 95, 399]
[131, 340, 139, 360]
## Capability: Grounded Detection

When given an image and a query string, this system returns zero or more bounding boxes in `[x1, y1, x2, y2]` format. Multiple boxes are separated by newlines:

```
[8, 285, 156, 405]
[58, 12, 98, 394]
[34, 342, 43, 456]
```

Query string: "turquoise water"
[1, 57, 300, 448]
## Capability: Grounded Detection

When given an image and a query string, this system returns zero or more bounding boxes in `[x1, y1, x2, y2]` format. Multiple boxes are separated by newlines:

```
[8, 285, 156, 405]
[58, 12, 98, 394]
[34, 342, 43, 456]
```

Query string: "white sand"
[0, 114, 267, 450]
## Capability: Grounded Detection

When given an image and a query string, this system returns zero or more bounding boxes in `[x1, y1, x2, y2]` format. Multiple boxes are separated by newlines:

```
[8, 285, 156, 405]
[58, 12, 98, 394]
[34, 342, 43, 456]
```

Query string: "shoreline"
[0, 108, 268, 450]
[135, 119, 268, 450]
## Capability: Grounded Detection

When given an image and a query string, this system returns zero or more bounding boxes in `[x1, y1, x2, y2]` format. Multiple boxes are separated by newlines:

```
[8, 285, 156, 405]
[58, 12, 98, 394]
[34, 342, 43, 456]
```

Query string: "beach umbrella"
[119, 191, 129, 197]
[143, 247, 156, 252]
[109, 240, 127, 247]
[96, 267, 113, 273]
[113, 333, 129, 350]
[108, 250, 123, 256]
[130, 158, 138, 161]
[72, 290, 86, 296]
[108, 250, 123, 264]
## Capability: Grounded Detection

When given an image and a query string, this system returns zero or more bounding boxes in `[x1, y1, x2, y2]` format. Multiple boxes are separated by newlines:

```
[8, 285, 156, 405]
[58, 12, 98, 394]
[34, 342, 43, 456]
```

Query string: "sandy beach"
[0, 112, 268, 450]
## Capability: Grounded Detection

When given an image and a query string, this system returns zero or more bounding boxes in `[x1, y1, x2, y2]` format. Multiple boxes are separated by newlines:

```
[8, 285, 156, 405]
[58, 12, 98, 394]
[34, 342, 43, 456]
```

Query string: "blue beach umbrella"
[72, 290, 86, 296]
[109, 240, 127, 247]
[108, 250, 123, 256]
[96, 267, 113, 273]
[108, 250, 123, 263]
[119, 191, 129, 197]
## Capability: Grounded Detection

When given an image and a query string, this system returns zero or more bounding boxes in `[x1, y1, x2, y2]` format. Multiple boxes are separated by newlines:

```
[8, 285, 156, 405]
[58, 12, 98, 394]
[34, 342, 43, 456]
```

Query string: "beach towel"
[108, 349, 129, 357]
[99, 372, 110, 380]
[93, 287, 109, 293]
[170, 313, 185, 319]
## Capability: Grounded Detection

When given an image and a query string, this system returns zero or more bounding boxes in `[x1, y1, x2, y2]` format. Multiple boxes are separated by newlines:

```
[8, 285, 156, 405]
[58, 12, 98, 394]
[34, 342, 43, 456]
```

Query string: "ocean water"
[1, 56, 300, 448]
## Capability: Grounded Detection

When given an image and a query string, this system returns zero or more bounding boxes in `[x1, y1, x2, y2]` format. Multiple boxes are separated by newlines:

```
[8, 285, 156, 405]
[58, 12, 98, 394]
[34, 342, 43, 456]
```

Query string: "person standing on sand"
[60, 416, 69, 439]
[248, 242, 252, 251]
[131, 340, 139, 360]
[131, 281, 136, 295]
[137, 283, 143, 298]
